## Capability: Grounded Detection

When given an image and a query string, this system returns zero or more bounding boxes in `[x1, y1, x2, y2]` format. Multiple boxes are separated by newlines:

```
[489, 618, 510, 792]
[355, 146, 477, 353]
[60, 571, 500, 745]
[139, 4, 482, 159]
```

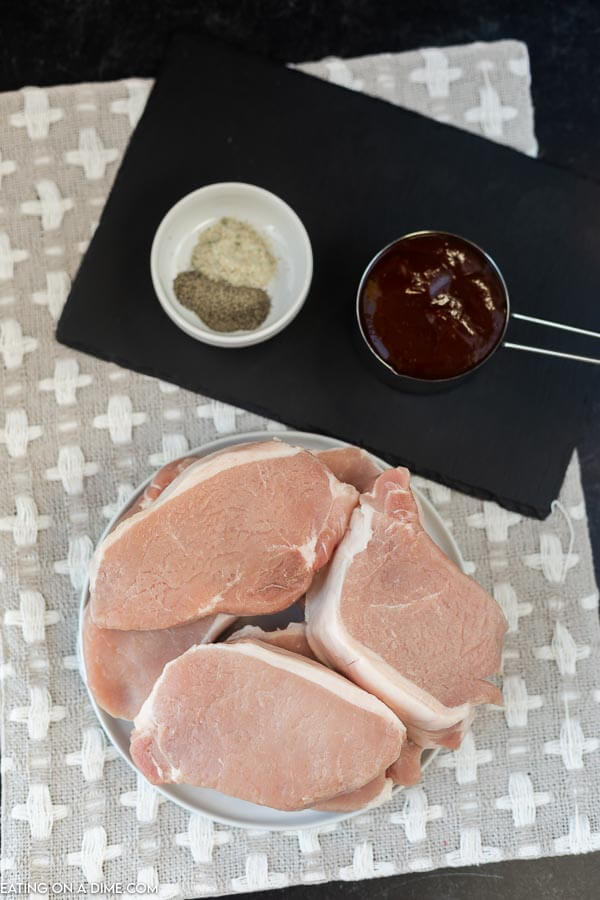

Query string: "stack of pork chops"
[83, 440, 507, 813]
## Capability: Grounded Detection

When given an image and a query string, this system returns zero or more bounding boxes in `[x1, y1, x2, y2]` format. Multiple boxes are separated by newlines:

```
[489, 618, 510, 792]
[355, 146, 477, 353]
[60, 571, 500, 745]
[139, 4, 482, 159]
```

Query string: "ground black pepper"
[174, 270, 271, 332]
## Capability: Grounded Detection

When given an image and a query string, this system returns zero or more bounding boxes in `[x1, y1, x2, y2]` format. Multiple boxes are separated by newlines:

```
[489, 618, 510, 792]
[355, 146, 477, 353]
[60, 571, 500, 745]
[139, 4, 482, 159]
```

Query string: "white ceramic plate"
[79, 430, 464, 830]
[150, 183, 313, 348]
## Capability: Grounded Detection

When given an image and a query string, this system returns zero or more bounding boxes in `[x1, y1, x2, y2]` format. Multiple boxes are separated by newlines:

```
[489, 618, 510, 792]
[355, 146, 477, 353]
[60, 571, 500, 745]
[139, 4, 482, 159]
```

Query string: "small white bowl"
[150, 182, 313, 348]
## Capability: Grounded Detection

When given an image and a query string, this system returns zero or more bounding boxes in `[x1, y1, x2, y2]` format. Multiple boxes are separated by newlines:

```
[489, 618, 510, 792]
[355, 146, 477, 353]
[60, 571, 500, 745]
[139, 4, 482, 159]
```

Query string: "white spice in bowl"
[191, 216, 277, 288]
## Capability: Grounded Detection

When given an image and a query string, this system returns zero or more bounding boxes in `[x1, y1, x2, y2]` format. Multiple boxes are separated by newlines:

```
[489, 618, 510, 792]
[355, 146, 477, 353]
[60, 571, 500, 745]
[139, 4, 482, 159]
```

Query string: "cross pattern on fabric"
[1, 40, 599, 896]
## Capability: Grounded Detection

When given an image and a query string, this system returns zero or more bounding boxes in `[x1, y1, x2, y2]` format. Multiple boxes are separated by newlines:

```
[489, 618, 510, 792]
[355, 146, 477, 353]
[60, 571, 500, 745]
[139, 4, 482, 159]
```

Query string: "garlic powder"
[191, 217, 277, 288]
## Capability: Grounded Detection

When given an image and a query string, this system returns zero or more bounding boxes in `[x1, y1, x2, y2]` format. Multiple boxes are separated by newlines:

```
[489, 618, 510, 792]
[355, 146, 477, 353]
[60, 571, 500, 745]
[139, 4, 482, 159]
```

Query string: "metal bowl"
[355, 230, 510, 393]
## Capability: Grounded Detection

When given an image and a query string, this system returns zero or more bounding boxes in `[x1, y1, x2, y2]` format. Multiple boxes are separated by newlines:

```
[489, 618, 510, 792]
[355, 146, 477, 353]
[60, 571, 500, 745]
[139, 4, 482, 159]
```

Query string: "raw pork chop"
[226, 622, 317, 659]
[123, 456, 199, 520]
[81, 606, 234, 720]
[130, 642, 404, 810]
[386, 741, 423, 786]
[314, 772, 392, 812]
[306, 467, 507, 749]
[226, 623, 406, 806]
[90, 441, 358, 630]
[317, 447, 381, 493]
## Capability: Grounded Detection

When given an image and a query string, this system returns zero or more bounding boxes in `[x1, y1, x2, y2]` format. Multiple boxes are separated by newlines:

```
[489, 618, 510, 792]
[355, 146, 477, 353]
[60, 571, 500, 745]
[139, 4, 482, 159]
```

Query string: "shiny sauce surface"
[358, 233, 508, 379]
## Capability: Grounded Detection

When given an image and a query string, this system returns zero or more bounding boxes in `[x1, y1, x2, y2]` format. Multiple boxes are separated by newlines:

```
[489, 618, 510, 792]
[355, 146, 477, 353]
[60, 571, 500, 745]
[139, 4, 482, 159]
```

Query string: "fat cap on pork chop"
[225, 621, 317, 660]
[130, 641, 405, 810]
[306, 466, 507, 749]
[89, 441, 358, 630]
[227, 622, 420, 802]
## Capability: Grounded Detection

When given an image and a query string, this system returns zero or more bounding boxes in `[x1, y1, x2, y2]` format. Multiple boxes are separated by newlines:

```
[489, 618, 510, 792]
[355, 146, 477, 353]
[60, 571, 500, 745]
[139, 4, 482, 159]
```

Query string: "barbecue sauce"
[358, 232, 507, 380]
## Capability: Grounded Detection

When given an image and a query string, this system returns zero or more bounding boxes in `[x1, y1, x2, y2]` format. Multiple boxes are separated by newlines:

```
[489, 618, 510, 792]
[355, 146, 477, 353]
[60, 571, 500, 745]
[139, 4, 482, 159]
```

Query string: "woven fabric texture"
[2, 39, 599, 897]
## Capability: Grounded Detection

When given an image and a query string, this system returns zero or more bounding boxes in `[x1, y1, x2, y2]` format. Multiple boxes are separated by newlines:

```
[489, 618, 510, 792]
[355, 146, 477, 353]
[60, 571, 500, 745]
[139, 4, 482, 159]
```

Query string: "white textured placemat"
[1, 39, 599, 897]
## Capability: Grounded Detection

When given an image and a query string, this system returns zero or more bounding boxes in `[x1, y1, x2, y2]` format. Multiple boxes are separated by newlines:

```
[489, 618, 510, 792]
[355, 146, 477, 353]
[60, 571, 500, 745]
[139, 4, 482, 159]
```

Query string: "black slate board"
[57, 33, 600, 518]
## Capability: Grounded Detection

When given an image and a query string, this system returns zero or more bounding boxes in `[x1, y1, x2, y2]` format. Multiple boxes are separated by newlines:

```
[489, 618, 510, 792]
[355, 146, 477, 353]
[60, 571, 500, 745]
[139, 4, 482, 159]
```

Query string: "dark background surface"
[3, 2, 599, 898]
